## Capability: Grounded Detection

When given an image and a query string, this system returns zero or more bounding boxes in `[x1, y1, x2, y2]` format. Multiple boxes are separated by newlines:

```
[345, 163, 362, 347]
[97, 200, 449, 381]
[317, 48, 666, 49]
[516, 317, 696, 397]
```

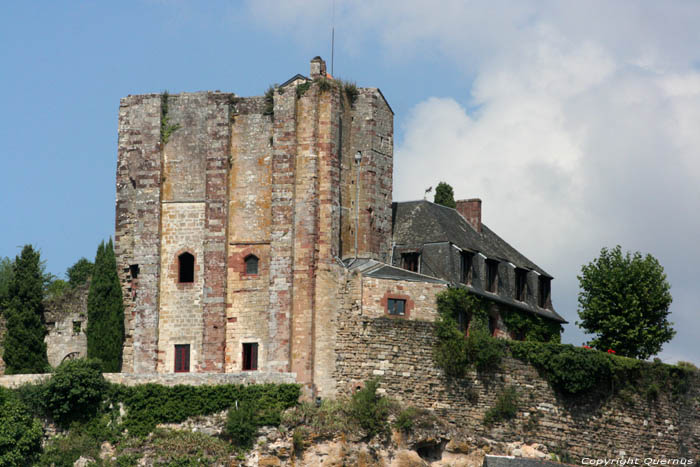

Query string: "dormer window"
[402, 252, 420, 272]
[178, 252, 194, 283]
[538, 276, 551, 308]
[244, 255, 259, 275]
[515, 268, 527, 301]
[485, 259, 499, 293]
[461, 252, 474, 284]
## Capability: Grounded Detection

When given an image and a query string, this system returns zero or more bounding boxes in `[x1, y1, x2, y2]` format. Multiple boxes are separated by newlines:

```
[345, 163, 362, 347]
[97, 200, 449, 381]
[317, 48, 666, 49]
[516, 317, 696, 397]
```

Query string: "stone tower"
[114, 57, 393, 392]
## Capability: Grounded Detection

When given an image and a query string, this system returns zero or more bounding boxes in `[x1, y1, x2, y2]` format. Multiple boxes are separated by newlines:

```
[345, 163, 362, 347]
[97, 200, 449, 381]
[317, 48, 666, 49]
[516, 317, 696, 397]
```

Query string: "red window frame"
[242, 343, 258, 371]
[174, 344, 190, 373]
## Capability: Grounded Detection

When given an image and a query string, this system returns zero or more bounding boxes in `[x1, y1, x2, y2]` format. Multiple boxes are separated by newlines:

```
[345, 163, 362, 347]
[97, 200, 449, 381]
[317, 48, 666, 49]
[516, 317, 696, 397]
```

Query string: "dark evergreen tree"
[2, 246, 49, 374]
[434, 181, 457, 208]
[86, 239, 125, 372]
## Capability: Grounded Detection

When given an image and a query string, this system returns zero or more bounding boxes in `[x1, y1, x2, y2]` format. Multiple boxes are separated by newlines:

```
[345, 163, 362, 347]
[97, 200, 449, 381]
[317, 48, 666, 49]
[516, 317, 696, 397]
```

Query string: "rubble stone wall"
[334, 314, 700, 460]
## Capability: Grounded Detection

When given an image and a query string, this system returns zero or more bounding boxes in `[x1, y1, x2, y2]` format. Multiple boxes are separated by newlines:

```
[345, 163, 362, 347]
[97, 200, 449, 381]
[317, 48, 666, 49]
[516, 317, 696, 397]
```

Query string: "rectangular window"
[461, 252, 474, 284]
[72, 321, 82, 334]
[174, 344, 190, 373]
[515, 268, 527, 301]
[538, 277, 551, 308]
[485, 259, 499, 293]
[242, 343, 258, 371]
[401, 253, 420, 272]
[387, 298, 406, 316]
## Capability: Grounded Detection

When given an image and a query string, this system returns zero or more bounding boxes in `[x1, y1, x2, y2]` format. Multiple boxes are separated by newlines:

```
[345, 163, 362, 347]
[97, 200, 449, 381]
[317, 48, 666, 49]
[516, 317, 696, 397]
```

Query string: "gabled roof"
[344, 258, 447, 284]
[280, 73, 310, 88]
[392, 200, 551, 277]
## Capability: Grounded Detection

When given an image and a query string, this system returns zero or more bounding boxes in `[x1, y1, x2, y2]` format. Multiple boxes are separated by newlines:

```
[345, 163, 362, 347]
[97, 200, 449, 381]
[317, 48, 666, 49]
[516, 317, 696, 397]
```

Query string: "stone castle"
[114, 56, 568, 399]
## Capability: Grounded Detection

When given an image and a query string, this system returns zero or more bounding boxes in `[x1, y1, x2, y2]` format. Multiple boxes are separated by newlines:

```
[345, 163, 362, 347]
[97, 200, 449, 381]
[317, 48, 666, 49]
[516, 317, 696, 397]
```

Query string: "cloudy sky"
[2, 1, 698, 364]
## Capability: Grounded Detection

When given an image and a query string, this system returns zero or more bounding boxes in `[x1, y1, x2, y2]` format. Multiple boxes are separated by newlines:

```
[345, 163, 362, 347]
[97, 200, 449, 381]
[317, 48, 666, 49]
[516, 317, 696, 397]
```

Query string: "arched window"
[178, 252, 194, 283]
[244, 255, 259, 275]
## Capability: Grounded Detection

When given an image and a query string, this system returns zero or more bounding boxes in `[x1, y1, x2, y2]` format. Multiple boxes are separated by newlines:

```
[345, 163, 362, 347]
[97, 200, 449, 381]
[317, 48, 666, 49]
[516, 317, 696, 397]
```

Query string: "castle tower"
[115, 58, 394, 392]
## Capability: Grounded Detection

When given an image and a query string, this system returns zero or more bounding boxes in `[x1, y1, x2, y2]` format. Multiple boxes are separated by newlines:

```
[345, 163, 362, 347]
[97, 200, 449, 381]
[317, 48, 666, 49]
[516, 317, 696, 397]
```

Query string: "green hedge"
[109, 382, 301, 437]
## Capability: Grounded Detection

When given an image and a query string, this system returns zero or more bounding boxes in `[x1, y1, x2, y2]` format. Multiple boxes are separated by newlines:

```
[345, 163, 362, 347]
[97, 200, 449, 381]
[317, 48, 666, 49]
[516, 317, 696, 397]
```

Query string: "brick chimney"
[456, 199, 482, 232]
[310, 56, 327, 79]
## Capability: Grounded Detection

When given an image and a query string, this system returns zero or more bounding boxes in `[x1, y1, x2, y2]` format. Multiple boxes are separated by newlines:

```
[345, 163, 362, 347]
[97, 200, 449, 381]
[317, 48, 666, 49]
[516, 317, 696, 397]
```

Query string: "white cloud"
[246, 0, 700, 362]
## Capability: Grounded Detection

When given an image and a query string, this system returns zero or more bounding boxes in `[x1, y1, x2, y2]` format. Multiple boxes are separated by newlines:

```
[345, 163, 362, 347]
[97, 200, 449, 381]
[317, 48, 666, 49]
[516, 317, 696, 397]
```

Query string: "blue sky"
[2, 1, 699, 364]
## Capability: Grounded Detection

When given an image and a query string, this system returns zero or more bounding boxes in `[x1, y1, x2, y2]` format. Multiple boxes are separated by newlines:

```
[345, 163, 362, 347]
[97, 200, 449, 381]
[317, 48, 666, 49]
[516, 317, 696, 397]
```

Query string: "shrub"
[394, 407, 418, 432]
[434, 311, 469, 377]
[315, 77, 333, 93]
[501, 309, 562, 343]
[0, 387, 43, 466]
[44, 358, 107, 427]
[226, 402, 258, 449]
[349, 379, 390, 438]
[263, 85, 275, 115]
[110, 382, 299, 437]
[296, 81, 311, 99]
[484, 386, 519, 426]
[465, 328, 505, 372]
[292, 428, 305, 455]
[342, 81, 359, 104]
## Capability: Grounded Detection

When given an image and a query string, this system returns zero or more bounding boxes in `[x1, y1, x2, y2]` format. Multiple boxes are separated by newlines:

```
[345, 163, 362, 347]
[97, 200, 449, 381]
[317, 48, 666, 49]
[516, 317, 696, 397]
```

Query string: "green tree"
[577, 245, 674, 359]
[67, 257, 94, 288]
[2, 246, 49, 374]
[0, 257, 13, 314]
[434, 181, 456, 208]
[86, 239, 125, 372]
[0, 387, 43, 466]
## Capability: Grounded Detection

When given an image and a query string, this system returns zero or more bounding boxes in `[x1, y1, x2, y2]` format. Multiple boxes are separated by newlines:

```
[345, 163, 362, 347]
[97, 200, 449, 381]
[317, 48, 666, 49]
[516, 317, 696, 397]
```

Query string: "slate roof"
[344, 258, 448, 284]
[280, 73, 310, 88]
[392, 200, 551, 277]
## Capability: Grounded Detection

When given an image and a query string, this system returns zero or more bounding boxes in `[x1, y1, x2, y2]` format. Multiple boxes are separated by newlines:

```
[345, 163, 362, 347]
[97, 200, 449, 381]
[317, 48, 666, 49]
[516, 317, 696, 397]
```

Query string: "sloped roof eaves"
[464, 285, 567, 323]
[280, 74, 310, 88]
[344, 258, 447, 284]
[365, 265, 448, 284]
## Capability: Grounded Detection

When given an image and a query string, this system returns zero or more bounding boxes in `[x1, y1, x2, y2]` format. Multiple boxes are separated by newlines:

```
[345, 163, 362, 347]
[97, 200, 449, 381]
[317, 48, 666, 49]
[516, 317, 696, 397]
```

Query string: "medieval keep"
[114, 57, 563, 397]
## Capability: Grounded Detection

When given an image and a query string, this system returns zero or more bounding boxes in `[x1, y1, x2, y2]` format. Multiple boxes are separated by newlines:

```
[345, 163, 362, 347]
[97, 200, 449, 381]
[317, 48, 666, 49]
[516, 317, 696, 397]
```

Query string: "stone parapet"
[0, 371, 297, 389]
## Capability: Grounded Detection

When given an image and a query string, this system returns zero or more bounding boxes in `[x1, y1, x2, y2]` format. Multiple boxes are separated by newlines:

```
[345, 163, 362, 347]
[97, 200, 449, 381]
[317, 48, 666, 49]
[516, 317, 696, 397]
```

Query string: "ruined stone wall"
[334, 315, 700, 460]
[44, 284, 90, 367]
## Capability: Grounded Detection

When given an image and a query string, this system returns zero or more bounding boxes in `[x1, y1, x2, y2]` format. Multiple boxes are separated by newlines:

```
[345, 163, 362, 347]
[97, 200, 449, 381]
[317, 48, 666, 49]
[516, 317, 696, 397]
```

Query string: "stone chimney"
[456, 199, 482, 232]
[310, 56, 327, 79]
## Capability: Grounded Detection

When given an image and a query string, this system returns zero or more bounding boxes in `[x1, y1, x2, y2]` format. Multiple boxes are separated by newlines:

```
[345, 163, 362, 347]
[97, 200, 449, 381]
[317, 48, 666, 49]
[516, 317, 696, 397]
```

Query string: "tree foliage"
[577, 245, 674, 359]
[0, 387, 43, 466]
[44, 358, 107, 428]
[86, 239, 125, 372]
[0, 257, 13, 311]
[2, 245, 49, 374]
[67, 257, 94, 288]
[434, 181, 456, 208]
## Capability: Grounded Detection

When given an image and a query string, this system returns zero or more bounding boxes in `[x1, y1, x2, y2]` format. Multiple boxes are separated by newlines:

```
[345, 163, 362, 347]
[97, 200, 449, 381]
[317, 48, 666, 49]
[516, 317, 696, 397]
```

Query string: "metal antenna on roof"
[424, 186, 433, 200]
[331, 0, 335, 76]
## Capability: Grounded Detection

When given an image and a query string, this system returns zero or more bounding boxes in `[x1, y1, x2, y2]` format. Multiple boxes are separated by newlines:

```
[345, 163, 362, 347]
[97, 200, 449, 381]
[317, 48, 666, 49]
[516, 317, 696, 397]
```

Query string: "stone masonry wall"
[0, 371, 296, 389]
[361, 276, 447, 321]
[334, 315, 700, 460]
[115, 94, 163, 373]
[44, 284, 90, 367]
